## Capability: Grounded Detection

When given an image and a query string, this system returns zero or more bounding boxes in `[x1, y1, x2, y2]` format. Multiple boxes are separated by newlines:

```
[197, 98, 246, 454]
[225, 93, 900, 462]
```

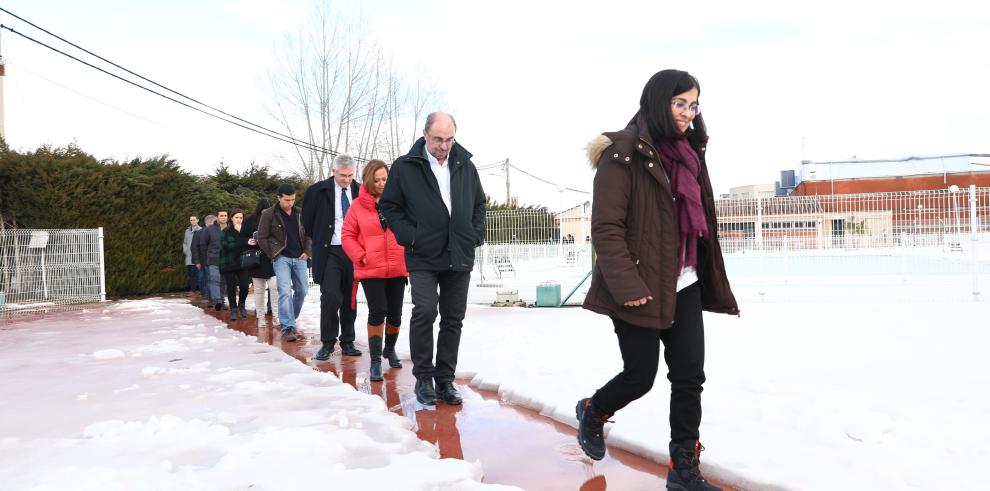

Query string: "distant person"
[259, 184, 311, 342]
[216, 209, 229, 307]
[183, 215, 202, 295]
[379, 112, 486, 406]
[577, 69, 739, 490]
[342, 159, 408, 381]
[220, 209, 251, 321]
[303, 154, 363, 360]
[198, 214, 224, 310]
[241, 199, 279, 329]
[192, 216, 210, 300]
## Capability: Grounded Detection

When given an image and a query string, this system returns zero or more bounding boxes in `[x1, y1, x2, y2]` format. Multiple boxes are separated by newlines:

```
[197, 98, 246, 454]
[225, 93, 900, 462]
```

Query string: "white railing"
[474, 187, 988, 302]
[0, 228, 106, 318]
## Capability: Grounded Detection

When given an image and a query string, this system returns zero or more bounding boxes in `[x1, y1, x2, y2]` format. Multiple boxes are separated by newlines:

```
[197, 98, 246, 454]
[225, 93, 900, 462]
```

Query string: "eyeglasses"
[671, 99, 700, 115]
[429, 136, 455, 146]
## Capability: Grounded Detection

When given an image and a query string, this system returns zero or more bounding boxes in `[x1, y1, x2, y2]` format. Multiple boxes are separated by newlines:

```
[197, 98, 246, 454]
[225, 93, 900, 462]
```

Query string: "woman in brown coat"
[576, 69, 739, 491]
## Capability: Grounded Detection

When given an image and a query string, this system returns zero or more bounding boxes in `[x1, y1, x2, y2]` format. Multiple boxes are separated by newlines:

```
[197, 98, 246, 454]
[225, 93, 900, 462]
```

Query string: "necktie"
[341, 188, 350, 217]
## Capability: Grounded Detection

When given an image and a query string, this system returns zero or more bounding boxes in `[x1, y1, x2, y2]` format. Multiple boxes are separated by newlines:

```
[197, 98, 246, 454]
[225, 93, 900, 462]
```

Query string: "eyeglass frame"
[670, 98, 700, 115]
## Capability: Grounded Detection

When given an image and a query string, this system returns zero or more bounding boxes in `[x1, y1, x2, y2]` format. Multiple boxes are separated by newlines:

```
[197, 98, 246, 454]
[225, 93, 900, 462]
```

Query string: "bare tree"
[267, 3, 441, 183]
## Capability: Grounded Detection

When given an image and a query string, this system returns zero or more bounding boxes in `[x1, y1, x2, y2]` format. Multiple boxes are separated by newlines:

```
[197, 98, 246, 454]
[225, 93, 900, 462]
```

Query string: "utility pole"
[504, 158, 511, 206]
[0, 30, 6, 142]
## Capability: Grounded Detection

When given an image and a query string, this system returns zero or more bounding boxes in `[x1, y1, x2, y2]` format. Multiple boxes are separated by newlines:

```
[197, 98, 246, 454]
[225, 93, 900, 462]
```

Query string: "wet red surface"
[204, 302, 738, 491]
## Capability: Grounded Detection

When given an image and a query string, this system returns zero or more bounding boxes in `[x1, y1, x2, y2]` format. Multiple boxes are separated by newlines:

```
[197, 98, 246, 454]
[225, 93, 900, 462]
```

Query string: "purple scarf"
[657, 138, 709, 273]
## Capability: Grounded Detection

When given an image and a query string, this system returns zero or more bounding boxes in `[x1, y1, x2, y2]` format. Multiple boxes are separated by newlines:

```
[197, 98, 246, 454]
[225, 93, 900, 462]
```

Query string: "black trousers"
[591, 283, 706, 443]
[223, 269, 250, 309]
[187, 264, 199, 291]
[361, 277, 406, 327]
[408, 270, 471, 384]
[320, 246, 357, 344]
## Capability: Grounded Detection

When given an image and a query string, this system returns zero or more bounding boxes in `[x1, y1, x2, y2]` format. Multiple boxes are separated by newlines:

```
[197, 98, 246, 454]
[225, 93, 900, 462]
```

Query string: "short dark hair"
[276, 183, 296, 197]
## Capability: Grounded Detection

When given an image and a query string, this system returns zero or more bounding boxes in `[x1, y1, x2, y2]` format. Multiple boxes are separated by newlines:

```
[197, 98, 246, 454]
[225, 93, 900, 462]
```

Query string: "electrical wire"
[0, 6, 365, 161]
[507, 162, 590, 194]
[0, 23, 351, 159]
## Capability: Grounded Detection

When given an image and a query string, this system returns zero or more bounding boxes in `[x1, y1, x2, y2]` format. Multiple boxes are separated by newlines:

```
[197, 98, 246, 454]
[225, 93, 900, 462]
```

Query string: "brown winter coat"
[257, 205, 312, 261]
[582, 116, 739, 329]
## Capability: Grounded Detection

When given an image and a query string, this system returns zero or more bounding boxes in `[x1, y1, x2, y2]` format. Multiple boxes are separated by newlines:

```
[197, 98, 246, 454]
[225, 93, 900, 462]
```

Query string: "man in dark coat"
[302, 154, 363, 360]
[379, 112, 486, 406]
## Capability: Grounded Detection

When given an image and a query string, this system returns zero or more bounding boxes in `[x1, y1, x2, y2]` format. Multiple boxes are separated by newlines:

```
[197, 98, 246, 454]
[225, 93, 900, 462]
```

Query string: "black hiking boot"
[340, 342, 362, 356]
[280, 328, 297, 342]
[667, 440, 721, 490]
[314, 342, 334, 361]
[414, 377, 436, 405]
[575, 397, 611, 461]
[436, 381, 462, 405]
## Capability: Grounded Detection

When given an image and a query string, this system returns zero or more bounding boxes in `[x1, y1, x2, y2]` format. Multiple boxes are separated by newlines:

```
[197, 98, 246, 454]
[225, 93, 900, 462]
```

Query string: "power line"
[0, 7, 364, 162]
[10, 60, 167, 128]
[0, 23, 350, 160]
[507, 162, 590, 195]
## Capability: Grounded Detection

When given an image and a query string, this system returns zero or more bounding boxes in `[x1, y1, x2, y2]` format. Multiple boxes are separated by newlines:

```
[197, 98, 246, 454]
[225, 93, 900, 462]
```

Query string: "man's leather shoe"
[414, 378, 436, 405]
[340, 342, 362, 356]
[314, 342, 334, 361]
[436, 381, 463, 405]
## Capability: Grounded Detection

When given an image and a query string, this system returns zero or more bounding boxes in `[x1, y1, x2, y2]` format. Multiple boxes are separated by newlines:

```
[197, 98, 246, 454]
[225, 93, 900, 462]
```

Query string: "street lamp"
[949, 185, 963, 246]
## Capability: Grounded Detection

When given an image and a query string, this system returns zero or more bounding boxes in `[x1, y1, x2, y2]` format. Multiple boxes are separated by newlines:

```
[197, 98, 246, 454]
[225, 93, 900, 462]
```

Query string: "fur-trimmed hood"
[586, 135, 613, 169]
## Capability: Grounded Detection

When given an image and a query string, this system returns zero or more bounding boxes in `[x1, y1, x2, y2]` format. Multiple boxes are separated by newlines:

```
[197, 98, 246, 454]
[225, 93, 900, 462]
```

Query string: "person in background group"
[196, 214, 224, 310]
[183, 215, 202, 295]
[220, 208, 251, 321]
[192, 215, 211, 302]
[303, 154, 363, 360]
[341, 159, 408, 381]
[259, 184, 311, 342]
[241, 198, 279, 329]
[216, 209, 229, 309]
[379, 112, 486, 406]
[577, 69, 739, 491]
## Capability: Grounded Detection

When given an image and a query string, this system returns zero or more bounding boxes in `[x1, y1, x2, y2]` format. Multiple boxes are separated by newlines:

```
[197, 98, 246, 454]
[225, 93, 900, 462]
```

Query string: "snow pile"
[294, 283, 988, 490]
[0, 299, 516, 490]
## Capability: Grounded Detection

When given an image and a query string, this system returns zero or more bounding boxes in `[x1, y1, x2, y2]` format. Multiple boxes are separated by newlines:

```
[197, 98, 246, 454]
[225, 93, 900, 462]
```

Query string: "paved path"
[205, 302, 738, 490]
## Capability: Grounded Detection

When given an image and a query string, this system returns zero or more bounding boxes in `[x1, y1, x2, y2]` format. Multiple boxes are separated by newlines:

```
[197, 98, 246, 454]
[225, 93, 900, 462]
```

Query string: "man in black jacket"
[302, 154, 363, 360]
[379, 112, 486, 406]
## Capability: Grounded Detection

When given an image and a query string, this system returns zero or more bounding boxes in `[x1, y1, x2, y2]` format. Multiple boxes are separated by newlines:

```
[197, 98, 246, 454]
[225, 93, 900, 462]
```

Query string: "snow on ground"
[299, 271, 989, 490]
[3, 248, 987, 490]
[0, 299, 517, 491]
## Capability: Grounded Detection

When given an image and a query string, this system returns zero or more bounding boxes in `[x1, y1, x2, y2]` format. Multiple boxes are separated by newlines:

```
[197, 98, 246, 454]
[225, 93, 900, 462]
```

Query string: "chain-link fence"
[0, 228, 106, 318]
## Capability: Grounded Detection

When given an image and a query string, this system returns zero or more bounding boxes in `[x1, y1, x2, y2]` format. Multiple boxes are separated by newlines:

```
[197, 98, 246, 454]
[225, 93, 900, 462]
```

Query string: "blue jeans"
[207, 265, 222, 305]
[273, 256, 308, 330]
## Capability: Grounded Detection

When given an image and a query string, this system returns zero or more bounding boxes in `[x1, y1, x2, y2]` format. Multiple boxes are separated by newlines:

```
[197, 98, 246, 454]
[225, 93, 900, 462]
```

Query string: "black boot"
[575, 397, 611, 461]
[383, 329, 402, 368]
[340, 342, 362, 356]
[368, 334, 383, 382]
[666, 440, 721, 491]
[436, 381, 463, 405]
[414, 377, 436, 405]
[314, 342, 334, 361]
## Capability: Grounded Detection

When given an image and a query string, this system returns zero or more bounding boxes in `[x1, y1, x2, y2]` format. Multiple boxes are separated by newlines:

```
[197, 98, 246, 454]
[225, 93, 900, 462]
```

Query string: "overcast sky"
[2, 0, 988, 209]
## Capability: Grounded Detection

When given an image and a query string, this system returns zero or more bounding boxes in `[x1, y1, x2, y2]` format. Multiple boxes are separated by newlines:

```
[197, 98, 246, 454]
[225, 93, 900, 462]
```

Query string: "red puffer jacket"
[342, 191, 408, 308]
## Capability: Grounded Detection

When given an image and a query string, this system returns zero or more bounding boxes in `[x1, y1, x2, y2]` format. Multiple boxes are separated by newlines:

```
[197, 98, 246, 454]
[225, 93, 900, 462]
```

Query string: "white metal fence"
[474, 187, 989, 302]
[0, 228, 106, 317]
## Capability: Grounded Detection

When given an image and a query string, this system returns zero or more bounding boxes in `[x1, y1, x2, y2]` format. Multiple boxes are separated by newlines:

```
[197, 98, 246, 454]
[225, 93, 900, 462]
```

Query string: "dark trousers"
[187, 265, 199, 291]
[320, 246, 356, 344]
[591, 283, 706, 443]
[224, 270, 250, 309]
[408, 270, 471, 384]
[361, 277, 406, 326]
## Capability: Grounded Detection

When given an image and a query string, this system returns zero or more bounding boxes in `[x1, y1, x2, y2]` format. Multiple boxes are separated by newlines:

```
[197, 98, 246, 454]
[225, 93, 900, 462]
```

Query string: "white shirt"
[426, 151, 452, 215]
[331, 181, 353, 245]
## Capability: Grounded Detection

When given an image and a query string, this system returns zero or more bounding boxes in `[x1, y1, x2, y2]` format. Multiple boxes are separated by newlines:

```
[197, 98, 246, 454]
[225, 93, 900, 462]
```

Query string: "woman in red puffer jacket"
[342, 159, 409, 382]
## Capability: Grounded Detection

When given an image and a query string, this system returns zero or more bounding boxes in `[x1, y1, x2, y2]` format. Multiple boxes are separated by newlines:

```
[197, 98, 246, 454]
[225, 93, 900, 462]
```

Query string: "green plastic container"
[535, 281, 561, 307]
